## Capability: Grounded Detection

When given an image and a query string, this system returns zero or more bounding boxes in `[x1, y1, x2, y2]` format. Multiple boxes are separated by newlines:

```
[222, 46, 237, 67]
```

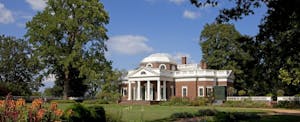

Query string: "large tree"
[0, 35, 41, 96]
[26, 0, 111, 99]
[193, 0, 300, 95]
[200, 23, 257, 94]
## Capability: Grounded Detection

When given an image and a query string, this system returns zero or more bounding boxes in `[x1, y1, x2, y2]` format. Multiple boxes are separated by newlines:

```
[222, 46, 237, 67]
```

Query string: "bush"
[170, 112, 194, 119]
[83, 99, 109, 104]
[51, 99, 76, 104]
[88, 105, 106, 122]
[275, 101, 300, 108]
[222, 99, 270, 108]
[63, 104, 107, 122]
[161, 97, 191, 106]
[238, 90, 246, 96]
[194, 109, 218, 117]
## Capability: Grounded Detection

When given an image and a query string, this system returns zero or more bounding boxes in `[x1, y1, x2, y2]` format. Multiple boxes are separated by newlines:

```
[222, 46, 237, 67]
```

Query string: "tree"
[96, 69, 126, 102]
[193, 0, 300, 95]
[0, 35, 42, 96]
[26, 0, 111, 99]
[200, 23, 257, 94]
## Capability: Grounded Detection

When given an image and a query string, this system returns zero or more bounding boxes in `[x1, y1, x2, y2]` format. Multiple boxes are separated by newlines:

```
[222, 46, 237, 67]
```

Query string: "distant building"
[120, 53, 234, 101]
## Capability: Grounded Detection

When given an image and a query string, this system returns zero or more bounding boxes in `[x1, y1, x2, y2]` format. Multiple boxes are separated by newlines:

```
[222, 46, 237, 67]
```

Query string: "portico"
[127, 79, 170, 101]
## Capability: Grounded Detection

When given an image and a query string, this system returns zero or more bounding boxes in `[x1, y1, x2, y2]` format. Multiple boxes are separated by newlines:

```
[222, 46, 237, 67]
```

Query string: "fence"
[227, 96, 272, 102]
[277, 96, 300, 102]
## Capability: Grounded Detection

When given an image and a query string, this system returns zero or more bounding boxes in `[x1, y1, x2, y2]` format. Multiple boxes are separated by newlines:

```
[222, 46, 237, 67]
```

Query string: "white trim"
[175, 78, 197, 82]
[159, 64, 167, 70]
[182, 86, 188, 97]
[198, 86, 204, 97]
[146, 63, 153, 68]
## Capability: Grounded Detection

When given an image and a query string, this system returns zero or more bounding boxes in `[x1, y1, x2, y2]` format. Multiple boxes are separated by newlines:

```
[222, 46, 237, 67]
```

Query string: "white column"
[137, 81, 141, 100]
[157, 80, 161, 101]
[163, 81, 166, 100]
[147, 80, 150, 101]
[128, 81, 131, 100]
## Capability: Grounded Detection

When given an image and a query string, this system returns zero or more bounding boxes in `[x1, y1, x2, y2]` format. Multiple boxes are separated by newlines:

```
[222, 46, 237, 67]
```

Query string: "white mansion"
[120, 53, 234, 101]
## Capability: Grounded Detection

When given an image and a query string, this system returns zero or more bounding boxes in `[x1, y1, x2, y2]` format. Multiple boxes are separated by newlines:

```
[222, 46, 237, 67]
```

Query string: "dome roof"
[141, 53, 177, 64]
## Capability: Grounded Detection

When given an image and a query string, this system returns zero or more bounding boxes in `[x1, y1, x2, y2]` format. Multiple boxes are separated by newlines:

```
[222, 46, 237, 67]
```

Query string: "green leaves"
[26, 0, 111, 98]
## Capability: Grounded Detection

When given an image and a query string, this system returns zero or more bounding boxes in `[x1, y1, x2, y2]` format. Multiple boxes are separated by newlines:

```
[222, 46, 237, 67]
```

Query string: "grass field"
[57, 103, 300, 122]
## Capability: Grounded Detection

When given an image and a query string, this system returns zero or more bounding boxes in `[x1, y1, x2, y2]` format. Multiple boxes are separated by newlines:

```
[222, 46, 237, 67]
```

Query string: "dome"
[141, 53, 177, 64]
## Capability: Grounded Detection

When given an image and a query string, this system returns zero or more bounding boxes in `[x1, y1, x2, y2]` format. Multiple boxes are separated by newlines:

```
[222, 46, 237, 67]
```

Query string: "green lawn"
[100, 104, 268, 121]
[57, 103, 300, 122]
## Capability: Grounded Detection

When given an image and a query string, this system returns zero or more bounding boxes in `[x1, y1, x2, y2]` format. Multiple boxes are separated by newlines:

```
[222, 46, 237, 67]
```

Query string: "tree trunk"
[63, 72, 69, 100]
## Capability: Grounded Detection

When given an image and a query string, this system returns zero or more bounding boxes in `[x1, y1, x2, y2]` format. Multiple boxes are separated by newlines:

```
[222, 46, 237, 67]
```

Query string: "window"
[159, 64, 166, 70]
[140, 71, 146, 75]
[146, 63, 153, 68]
[206, 87, 213, 96]
[182, 86, 188, 97]
[198, 86, 204, 97]
[122, 88, 127, 96]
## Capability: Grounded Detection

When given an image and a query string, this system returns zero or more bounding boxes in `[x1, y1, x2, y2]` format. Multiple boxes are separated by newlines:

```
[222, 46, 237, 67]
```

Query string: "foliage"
[274, 101, 300, 109]
[26, 0, 111, 99]
[276, 89, 285, 96]
[50, 100, 76, 104]
[82, 99, 109, 104]
[63, 103, 106, 122]
[160, 96, 191, 106]
[194, 109, 218, 117]
[0, 94, 66, 122]
[0, 35, 42, 96]
[96, 69, 125, 102]
[238, 90, 246, 96]
[170, 112, 194, 119]
[222, 99, 270, 108]
[214, 112, 260, 122]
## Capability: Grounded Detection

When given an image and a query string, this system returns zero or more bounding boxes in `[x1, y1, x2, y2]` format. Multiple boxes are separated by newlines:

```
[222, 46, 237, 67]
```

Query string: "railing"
[277, 96, 300, 102]
[227, 96, 272, 102]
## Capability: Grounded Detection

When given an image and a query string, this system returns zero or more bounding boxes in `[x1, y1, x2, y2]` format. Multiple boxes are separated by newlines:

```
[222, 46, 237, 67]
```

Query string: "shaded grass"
[100, 104, 267, 121]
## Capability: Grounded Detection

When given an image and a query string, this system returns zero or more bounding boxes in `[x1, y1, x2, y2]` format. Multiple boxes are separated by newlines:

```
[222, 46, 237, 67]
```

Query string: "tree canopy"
[26, 0, 111, 99]
[0, 35, 41, 96]
[195, 0, 300, 95]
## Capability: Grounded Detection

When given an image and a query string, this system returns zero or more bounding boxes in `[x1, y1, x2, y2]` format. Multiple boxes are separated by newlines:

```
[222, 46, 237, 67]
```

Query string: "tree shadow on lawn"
[147, 111, 300, 122]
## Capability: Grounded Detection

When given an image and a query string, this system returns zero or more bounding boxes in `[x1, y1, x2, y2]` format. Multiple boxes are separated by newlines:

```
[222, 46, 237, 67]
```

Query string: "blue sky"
[0, 0, 267, 71]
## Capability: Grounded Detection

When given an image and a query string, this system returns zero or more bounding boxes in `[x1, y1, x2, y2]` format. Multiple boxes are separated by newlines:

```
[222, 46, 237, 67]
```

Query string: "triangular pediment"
[127, 67, 159, 78]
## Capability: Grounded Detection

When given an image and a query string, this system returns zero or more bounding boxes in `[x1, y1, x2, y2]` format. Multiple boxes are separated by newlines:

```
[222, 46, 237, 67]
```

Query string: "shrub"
[63, 103, 92, 122]
[277, 89, 285, 96]
[222, 99, 270, 108]
[215, 112, 260, 122]
[63, 103, 107, 122]
[275, 101, 300, 108]
[88, 105, 106, 122]
[194, 109, 218, 117]
[238, 90, 246, 96]
[51, 99, 76, 104]
[170, 112, 194, 119]
[83, 99, 109, 104]
[161, 96, 191, 106]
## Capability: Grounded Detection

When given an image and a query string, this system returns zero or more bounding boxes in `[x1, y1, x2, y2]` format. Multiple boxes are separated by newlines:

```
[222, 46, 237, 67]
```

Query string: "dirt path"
[259, 108, 300, 116]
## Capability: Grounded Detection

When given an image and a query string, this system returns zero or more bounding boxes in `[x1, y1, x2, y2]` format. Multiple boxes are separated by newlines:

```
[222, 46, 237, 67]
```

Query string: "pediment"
[127, 67, 159, 78]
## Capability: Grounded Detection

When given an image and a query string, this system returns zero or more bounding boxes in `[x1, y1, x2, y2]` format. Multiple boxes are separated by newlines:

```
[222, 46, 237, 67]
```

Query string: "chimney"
[181, 56, 187, 64]
[200, 60, 207, 69]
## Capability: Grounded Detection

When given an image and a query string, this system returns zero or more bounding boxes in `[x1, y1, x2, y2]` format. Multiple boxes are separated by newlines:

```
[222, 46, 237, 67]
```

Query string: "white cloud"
[169, 0, 186, 5]
[107, 35, 154, 55]
[183, 10, 200, 19]
[26, 0, 47, 11]
[0, 3, 14, 24]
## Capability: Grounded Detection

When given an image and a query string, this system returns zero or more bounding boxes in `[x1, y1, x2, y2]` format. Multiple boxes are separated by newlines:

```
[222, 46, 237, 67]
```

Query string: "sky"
[0, 0, 266, 90]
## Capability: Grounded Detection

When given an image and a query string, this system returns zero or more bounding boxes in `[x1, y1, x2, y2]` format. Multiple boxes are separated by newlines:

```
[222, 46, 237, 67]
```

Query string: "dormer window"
[141, 71, 146, 75]
[159, 64, 166, 70]
[146, 63, 153, 68]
